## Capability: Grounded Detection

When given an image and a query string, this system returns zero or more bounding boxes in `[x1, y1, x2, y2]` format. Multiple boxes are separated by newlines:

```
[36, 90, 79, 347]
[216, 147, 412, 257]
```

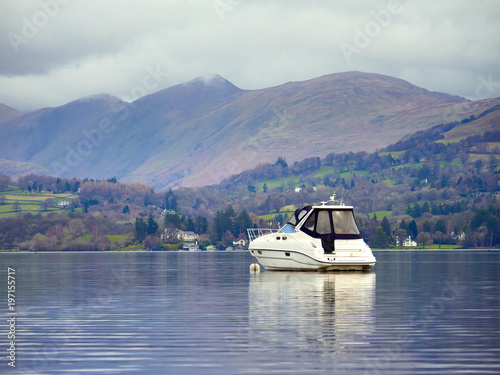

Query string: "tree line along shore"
[1, 124, 499, 251]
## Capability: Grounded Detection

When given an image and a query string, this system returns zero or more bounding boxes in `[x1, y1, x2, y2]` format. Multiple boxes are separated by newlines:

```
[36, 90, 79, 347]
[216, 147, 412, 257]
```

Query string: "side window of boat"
[316, 210, 331, 235]
[331, 210, 360, 235]
[297, 208, 309, 222]
[288, 210, 299, 226]
[303, 213, 316, 232]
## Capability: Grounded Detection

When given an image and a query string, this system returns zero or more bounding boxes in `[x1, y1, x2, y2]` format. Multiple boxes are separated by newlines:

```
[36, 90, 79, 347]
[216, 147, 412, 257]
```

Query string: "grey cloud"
[0, 0, 499, 110]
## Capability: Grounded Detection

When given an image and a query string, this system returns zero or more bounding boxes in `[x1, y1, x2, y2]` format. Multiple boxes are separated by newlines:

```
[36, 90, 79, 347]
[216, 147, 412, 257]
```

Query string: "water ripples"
[1, 250, 499, 374]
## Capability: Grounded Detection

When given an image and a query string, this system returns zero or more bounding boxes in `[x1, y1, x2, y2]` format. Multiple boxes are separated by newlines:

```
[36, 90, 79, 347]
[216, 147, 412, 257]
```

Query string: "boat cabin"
[281, 206, 361, 254]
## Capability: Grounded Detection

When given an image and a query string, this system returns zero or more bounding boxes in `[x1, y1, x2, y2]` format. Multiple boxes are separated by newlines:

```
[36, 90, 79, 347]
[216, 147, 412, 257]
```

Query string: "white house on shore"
[403, 236, 417, 247]
[57, 200, 71, 207]
[233, 239, 246, 247]
[176, 230, 198, 242]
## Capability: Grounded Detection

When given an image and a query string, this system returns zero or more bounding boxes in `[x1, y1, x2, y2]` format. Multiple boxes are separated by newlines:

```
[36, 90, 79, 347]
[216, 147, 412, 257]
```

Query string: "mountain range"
[1, 71, 499, 189]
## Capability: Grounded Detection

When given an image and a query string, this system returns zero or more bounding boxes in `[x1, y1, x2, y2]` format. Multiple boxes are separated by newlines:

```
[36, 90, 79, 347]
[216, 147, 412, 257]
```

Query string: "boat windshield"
[299, 208, 361, 239]
[287, 206, 312, 227]
[280, 224, 295, 233]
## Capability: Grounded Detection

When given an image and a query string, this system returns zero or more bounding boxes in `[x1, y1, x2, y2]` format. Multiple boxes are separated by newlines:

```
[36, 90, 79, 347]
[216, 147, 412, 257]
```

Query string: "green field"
[106, 235, 128, 245]
[0, 204, 45, 212]
[435, 136, 469, 145]
[257, 176, 299, 191]
[0, 190, 75, 218]
[378, 150, 406, 158]
[310, 165, 337, 179]
[280, 204, 297, 212]
[428, 244, 461, 249]
[382, 179, 397, 187]
[369, 210, 392, 219]
[259, 213, 288, 221]
[257, 165, 371, 192]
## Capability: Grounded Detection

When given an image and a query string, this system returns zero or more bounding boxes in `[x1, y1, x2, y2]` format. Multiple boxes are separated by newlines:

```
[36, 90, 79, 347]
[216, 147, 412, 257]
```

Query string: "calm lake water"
[1, 250, 500, 374]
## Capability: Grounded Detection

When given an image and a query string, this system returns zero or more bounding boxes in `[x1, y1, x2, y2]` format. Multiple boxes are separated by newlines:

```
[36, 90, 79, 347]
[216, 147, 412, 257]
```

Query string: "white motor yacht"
[247, 195, 376, 271]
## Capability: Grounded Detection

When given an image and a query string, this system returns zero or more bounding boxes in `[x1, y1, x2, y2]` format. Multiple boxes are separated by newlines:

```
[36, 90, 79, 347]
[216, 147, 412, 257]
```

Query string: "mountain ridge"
[1, 71, 498, 188]
[0, 103, 22, 126]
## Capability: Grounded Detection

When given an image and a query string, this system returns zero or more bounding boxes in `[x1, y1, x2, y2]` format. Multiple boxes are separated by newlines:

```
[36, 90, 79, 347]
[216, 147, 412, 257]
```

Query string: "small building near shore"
[183, 242, 199, 251]
[403, 236, 417, 247]
[177, 230, 198, 242]
[58, 200, 71, 207]
[233, 239, 246, 247]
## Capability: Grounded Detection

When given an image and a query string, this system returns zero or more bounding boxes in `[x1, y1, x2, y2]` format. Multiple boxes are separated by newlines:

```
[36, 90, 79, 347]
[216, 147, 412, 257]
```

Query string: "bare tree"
[11, 201, 21, 212]
[42, 198, 54, 211]
[416, 232, 432, 249]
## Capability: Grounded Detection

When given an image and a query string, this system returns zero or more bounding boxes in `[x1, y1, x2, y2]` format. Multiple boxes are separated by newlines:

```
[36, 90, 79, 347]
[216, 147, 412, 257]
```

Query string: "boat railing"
[247, 228, 279, 242]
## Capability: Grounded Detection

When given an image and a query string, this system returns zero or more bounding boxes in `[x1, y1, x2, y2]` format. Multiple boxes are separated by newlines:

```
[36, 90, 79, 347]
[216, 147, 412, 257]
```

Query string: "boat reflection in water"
[248, 271, 375, 360]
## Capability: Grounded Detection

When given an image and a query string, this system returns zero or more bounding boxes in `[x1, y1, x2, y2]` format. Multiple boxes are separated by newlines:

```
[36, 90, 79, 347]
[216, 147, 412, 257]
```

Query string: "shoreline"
[1, 248, 498, 253]
[0, 249, 249, 253]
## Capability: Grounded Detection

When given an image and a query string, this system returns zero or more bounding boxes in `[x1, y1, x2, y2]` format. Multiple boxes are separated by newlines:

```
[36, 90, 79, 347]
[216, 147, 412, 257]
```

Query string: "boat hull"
[249, 248, 375, 271]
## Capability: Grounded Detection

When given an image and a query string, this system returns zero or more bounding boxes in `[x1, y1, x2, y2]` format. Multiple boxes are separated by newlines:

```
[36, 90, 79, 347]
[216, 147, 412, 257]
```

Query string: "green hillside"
[4, 72, 498, 189]
[0, 110, 499, 251]
[203, 112, 499, 248]
[0, 190, 77, 219]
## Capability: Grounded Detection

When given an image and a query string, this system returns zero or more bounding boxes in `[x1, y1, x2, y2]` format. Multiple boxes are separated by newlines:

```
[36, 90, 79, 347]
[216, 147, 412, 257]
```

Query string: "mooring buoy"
[249, 258, 260, 273]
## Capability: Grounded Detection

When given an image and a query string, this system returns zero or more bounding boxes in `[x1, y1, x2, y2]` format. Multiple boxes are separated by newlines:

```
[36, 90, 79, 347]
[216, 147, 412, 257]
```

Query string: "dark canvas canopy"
[286, 207, 362, 253]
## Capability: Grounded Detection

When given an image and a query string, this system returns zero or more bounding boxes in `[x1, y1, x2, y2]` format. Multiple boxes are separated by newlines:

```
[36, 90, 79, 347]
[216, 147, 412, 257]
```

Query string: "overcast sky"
[0, 0, 499, 111]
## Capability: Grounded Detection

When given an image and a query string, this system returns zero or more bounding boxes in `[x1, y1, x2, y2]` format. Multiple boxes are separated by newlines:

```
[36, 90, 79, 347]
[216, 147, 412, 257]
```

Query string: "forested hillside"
[173, 114, 499, 248]
[1, 112, 499, 250]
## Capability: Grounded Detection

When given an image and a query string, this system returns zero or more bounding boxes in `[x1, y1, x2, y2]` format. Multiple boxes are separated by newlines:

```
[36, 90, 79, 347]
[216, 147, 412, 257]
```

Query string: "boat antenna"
[340, 187, 345, 206]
